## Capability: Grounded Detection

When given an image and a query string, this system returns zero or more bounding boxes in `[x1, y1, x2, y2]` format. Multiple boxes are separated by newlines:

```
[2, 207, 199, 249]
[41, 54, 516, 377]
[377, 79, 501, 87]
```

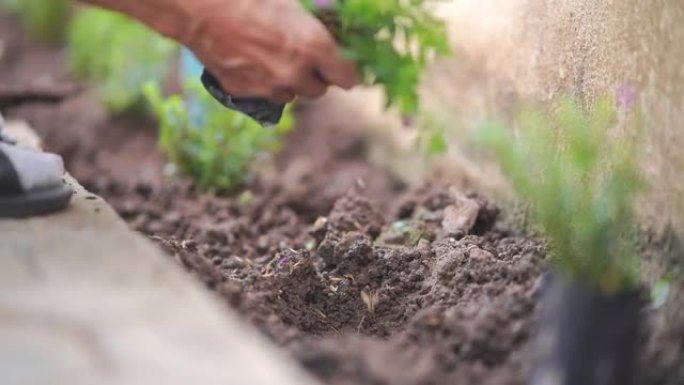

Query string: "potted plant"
[198, 0, 449, 125]
[475, 98, 645, 385]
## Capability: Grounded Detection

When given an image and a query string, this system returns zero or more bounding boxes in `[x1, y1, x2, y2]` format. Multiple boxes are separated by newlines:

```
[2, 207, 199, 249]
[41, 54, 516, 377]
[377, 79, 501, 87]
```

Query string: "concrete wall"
[319, 0, 684, 238]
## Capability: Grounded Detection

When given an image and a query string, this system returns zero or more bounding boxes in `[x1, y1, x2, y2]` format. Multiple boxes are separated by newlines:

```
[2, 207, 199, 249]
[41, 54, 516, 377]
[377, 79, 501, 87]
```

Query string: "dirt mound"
[91, 165, 545, 384]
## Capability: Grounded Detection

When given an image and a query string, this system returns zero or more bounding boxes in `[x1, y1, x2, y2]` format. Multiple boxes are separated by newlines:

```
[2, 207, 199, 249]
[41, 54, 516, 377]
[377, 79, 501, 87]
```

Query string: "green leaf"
[304, 0, 449, 114]
[651, 278, 670, 309]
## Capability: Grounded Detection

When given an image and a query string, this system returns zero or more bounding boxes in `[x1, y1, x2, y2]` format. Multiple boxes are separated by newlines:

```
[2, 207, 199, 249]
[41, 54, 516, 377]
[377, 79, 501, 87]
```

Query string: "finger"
[291, 69, 328, 98]
[213, 65, 274, 99]
[216, 68, 294, 104]
[267, 88, 296, 104]
[256, 49, 327, 99]
[290, 21, 358, 90]
[314, 52, 358, 90]
[301, 26, 358, 89]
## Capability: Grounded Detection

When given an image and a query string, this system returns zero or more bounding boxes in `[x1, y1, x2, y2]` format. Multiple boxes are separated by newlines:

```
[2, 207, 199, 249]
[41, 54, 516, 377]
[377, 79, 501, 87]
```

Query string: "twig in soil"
[0, 83, 81, 109]
[356, 315, 366, 334]
[310, 307, 340, 334]
[234, 256, 254, 268]
[312, 307, 328, 320]
[361, 289, 378, 318]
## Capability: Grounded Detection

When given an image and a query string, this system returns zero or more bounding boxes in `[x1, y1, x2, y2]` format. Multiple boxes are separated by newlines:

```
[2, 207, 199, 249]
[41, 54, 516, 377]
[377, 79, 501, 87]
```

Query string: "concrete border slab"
[0, 121, 319, 385]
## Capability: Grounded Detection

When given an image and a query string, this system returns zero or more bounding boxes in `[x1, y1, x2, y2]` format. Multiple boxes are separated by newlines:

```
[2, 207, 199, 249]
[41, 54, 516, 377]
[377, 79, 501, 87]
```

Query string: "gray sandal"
[0, 115, 72, 218]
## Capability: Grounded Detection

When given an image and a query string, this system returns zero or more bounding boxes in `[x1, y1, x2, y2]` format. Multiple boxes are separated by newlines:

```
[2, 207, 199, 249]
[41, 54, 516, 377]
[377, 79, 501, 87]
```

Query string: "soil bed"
[2, 13, 683, 385]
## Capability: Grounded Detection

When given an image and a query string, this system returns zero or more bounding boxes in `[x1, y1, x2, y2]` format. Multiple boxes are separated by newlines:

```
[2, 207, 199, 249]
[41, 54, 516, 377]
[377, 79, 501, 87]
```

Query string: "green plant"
[302, 0, 449, 116]
[68, 7, 176, 113]
[414, 112, 449, 158]
[3, 0, 71, 43]
[475, 98, 643, 293]
[144, 81, 294, 193]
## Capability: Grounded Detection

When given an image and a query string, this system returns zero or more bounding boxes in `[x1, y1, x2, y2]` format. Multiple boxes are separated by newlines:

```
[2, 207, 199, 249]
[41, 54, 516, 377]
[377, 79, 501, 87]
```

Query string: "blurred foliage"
[1, 0, 71, 43]
[474, 98, 643, 293]
[415, 112, 449, 158]
[302, 0, 449, 116]
[68, 7, 176, 113]
[144, 81, 294, 193]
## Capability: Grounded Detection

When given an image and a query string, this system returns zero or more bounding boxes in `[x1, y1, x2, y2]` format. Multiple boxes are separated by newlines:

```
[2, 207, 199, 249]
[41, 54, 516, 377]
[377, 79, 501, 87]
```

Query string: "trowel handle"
[200, 70, 286, 127]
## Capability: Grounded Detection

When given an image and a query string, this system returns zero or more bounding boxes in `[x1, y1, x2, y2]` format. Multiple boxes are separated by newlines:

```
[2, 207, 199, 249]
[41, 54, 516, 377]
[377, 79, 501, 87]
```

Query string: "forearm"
[78, 0, 356, 102]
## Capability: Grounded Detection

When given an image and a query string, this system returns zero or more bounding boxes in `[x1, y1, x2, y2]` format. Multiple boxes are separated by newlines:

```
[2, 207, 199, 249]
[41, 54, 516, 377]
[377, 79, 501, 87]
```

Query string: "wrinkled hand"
[178, 0, 357, 103]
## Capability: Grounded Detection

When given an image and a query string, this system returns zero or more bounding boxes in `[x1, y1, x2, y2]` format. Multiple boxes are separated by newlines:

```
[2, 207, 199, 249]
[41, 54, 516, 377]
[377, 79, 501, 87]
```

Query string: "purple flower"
[616, 83, 638, 111]
[402, 115, 416, 128]
[312, 0, 333, 10]
[277, 254, 291, 267]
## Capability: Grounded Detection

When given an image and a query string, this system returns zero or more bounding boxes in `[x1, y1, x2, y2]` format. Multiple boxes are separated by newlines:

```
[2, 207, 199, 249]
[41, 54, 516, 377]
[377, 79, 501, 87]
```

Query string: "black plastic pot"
[200, 70, 286, 127]
[529, 272, 643, 385]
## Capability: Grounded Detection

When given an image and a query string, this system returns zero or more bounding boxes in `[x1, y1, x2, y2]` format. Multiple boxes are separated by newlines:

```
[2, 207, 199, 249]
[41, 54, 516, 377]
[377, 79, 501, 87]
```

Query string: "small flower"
[277, 253, 291, 267]
[402, 115, 416, 128]
[312, 0, 333, 10]
[616, 83, 638, 111]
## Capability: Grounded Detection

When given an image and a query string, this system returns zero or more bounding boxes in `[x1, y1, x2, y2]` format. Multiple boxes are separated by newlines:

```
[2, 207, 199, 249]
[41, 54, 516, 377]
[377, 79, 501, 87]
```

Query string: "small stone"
[469, 247, 494, 263]
[416, 238, 432, 251]
[442, 199, 480, 236]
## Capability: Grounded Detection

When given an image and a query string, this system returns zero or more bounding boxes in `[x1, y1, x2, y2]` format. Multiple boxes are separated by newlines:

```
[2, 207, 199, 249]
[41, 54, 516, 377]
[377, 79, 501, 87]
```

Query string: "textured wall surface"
[435, 0, 684, 236]
[322, 0, 684, 237]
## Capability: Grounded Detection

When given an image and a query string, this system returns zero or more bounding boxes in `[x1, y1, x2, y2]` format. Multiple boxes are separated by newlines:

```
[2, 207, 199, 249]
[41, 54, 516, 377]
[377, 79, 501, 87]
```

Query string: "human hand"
[177, 0, 357, 103]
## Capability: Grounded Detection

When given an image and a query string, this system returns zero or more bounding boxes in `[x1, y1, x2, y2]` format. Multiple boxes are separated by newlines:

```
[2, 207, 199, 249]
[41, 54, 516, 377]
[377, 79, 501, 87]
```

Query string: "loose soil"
[2, 13, 683, 385]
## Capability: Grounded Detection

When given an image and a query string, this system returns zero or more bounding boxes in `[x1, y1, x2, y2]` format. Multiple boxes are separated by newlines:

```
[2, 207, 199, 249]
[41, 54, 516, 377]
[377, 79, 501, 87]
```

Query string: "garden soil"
[2, 13, 683, 385]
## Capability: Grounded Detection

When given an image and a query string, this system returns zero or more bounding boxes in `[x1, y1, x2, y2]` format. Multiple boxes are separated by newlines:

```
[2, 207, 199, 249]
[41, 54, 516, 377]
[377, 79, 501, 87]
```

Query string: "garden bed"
[2, 13, 683, 385]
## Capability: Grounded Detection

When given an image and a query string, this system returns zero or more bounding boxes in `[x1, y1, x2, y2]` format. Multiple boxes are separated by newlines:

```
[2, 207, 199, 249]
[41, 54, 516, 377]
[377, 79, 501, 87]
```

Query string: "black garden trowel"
[200, 70, 286, 127]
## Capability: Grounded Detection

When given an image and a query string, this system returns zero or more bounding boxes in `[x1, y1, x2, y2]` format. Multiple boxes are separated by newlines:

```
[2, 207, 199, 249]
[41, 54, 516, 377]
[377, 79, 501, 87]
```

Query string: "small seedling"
[392, 220, 412, 233]
[144, 81, 294, 193]
[302, 0, 449, 116]
[475, 98, 643, 293]
[391, 220, 431, 246]
[68, 7, 176, 113]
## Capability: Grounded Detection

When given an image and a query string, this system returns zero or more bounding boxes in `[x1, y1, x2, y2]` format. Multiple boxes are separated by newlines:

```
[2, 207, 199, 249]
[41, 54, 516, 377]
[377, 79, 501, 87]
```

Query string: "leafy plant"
[2, 0, 71, 43]
[302, 0, 449, 115]
[475, 98, 643, 293]
[68, 7, 176, 113]
[144, 81, 294, 193]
